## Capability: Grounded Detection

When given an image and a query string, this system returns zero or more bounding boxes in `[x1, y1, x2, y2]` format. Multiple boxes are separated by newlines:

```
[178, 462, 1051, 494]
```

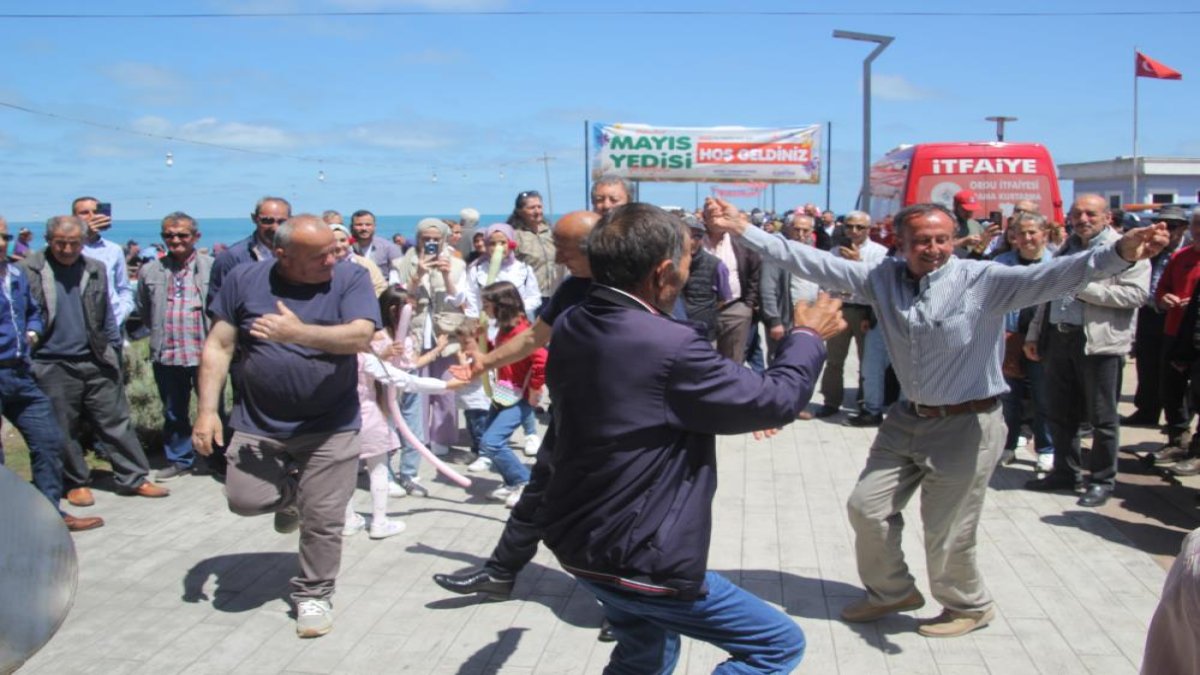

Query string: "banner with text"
[591, 123, 821, 184]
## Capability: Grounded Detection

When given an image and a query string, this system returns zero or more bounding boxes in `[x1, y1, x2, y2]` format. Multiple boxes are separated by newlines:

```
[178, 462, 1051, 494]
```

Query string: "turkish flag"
[1136, 52, 1182, 80]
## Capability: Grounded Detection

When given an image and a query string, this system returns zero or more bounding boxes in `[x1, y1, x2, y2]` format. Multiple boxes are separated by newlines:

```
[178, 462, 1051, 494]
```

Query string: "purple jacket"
[537, 285, 825, 600]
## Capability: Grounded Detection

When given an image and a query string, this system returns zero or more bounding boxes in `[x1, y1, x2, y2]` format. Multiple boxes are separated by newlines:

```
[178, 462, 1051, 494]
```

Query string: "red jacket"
[492, 318, 547, 398]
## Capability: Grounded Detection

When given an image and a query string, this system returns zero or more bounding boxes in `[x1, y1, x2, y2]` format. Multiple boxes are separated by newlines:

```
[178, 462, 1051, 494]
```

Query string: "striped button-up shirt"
[742, 225, 1133, 406]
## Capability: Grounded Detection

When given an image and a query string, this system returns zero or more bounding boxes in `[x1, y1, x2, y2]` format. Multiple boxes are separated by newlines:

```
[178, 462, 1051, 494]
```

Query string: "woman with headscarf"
[330, 223, 387, 296]
[506, 190, 558, 306]
[464, 223, 542, 319]
[394, 217, 469, 457]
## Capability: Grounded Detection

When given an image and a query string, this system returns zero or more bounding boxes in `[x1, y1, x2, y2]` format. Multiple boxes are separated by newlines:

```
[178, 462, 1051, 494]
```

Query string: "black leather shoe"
[597, 618, 616, 642]
[1077, 484, 1112, 508]
[1119, 411, 1159, 427]
[1025, 474, 1080, 493]
[433, 569, 514, 600]
[844, 412, 883, 427]
[813, 405, 840, 418]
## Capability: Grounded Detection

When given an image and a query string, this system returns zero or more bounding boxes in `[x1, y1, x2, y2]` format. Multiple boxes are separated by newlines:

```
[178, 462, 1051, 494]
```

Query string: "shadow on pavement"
[181, 551, 296, 612]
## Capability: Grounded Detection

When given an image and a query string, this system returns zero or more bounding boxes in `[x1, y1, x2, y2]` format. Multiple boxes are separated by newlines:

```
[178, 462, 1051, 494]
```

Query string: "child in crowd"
[453, 320, 493, 467]
[344, 288, 461, 539]
[476, 281, 546, 507]
[377, 287, 451, 497]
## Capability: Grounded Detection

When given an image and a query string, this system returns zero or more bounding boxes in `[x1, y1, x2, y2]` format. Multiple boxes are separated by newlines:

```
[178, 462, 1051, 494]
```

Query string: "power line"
[0, 9, 1197, 18]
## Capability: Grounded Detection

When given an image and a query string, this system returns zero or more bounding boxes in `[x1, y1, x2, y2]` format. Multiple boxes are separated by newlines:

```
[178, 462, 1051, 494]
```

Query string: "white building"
[1058, 156, 1200, 207]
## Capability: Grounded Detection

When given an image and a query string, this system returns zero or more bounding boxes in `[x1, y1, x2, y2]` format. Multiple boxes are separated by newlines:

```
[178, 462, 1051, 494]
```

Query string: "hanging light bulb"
[499, 168, 505, 180]
[317, 169, 326, 183]
[165, 151, 174, 168]
[431, 170, 439, 184]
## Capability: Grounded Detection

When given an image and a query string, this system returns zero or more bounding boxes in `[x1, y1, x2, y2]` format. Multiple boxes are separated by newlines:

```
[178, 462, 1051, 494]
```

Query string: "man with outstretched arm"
[708, 196, 1168, 638]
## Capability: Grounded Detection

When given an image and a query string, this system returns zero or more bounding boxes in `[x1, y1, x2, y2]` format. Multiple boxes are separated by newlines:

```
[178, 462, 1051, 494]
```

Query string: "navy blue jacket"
[536, 285, 825, 600]
[0, 264, 44, 361]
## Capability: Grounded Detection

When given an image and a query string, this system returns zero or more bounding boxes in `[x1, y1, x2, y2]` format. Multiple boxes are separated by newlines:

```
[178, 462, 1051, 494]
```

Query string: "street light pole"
[833, 29, 893, 216]
[985, 115, 1018, 142]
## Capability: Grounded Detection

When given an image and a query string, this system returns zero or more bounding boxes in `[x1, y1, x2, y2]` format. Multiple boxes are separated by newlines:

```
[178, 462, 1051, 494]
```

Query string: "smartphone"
[423, 240, 439, 256]
[988, 210, 1002, 226]
[96, 202, 112, 218]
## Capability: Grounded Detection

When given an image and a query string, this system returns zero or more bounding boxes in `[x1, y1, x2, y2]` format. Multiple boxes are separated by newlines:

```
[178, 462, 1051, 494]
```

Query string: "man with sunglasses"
[136, 212, 215, 480]
[208, 196, 290, 303]
[72, 196, 134, 332]
[813, 211, 887, 420]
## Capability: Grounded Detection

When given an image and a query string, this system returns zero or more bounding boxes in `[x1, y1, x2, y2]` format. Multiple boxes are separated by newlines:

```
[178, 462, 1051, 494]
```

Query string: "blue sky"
[0, 0, 1196, 221]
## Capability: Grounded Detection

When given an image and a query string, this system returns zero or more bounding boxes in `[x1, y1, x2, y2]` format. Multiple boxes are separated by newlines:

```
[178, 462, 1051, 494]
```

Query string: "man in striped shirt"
[708, 197, 1168, 639]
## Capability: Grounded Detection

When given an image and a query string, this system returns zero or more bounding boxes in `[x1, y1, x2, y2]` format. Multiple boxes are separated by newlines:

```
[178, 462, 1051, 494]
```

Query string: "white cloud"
[871, 74, 936, 102]
[131, 115, 299, 150]
[100, 62, 190, 106]
[327, 0, 509, 9]
[399, 48, 466, 65]
[346, 122, 453, 150]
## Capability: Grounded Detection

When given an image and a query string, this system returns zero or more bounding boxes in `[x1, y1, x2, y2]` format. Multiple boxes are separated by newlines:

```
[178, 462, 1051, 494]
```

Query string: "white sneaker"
[388, 481, 406, 498]
[523, 435, 541, 457]
[504, 483, 526, 509]
[467, 457, 493, 473]
[295, 599, 333, 638]
[369, 519, 406, 540]
[1037, 452, 1055, 473]
[489, 485, 515, 502]
[342, 513, 366, 537]
[430, 442, 450, 457]
[1016, 435, 1029, 450]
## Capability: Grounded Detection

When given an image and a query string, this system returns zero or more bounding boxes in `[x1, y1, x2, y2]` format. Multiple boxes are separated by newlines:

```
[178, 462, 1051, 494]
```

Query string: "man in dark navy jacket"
[535, 203, 844, 673]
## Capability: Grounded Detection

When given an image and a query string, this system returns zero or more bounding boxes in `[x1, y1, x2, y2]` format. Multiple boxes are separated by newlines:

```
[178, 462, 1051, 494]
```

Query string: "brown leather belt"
[909, 396, 999, 418]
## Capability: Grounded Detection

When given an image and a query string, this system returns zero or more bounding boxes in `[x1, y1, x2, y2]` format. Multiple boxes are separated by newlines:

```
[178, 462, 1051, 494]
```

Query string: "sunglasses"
[843, 224, 870, 231]
[256, 216, 287, 225]
[518, 190, 541, 200]
[0, 233, 12, 242]
[161, 232, 193, 240]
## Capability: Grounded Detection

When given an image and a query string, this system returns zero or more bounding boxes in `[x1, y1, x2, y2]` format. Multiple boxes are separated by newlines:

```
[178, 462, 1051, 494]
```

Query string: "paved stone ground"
[18, 358, 1200, 674]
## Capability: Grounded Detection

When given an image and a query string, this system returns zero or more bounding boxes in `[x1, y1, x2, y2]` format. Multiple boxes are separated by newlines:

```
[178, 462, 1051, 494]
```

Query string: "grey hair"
[273, 213, 323, 249]
[45, 215, 84, 240]
[1009, 211, 1049, 231]
[161, 211, 198, 232]
[592, 174, 634, 200]
[894, 203, 955, 236]
[321, 209, 342, 223]
[844, 210, 871, 224]
[255, 195, 292, 217]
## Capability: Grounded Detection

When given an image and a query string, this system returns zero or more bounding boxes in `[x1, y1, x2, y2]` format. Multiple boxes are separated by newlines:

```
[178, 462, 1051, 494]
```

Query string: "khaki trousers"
[846, 401, 1004, 613]
[225, 429, 360, 603]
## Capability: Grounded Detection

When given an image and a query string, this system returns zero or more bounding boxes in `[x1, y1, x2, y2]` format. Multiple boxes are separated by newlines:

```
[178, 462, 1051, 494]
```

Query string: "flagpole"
[1133, 47, 1139, 204]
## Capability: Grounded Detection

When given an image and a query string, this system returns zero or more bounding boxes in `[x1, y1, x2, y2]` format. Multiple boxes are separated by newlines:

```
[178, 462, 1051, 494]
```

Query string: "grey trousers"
[821, 304, 871, 409]
[32, 358, 151, 490]
[225, 429, 360, 603]
[715, 300, 753, 364]
[846, 401, 1004, 613]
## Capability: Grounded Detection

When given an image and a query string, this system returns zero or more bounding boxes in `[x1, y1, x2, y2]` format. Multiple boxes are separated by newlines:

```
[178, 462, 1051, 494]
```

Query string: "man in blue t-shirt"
[193, 214, 381, 639]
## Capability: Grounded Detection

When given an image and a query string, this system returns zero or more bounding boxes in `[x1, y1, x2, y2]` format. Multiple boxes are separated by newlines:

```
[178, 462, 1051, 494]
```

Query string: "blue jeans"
[479, 402, 533, 487]
[861, 327, 890, 415]
[395, 391, 425, 480]
[152, 363, 199, 468]
[0, 365, 65, 509]
[1003, 359, 1052, 453]
[464, 408, 489, 453]
[521, 405, 538, 437]
[579, 572, 805, 674]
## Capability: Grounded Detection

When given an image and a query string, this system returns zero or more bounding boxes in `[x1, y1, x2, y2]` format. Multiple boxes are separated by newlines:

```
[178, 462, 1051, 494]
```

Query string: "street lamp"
[985, 116, 1018, 142]
[833, 29, 893, 215]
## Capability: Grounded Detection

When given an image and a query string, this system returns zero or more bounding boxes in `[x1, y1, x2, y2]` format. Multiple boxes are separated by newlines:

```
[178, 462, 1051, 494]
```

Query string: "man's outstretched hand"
[793, 292, 847, 340]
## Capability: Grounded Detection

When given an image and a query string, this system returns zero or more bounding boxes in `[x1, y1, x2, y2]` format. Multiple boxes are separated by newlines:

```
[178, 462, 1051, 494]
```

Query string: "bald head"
[274, 214, 337, 285]
[554, 210, 600, 278]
